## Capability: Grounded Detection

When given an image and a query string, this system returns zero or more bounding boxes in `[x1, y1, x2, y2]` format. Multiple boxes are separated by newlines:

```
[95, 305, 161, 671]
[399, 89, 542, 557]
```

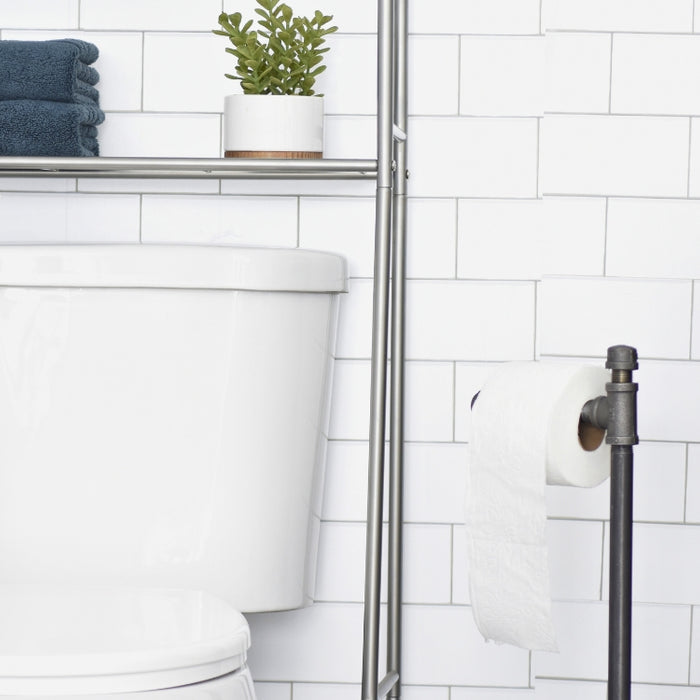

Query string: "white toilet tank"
[0, 244, 346, 612]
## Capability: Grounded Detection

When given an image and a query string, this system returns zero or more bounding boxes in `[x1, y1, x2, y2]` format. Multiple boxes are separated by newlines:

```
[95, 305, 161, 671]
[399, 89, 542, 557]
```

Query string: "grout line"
[684, 443, 690, 523]
[453, 197, 459, 279]
[535, 116, 541, 198]
[608, 33, 614, 114]
[690, 282, 697, 361]
[451, 360, 460, 442]
[449, 524, 455, 603]
[694, 0, 697, 33]
[688, 117, 694, 198]
[603, 197, 609, 276]
[138, 194, 143, 243]
[600, 521, 607, 600]
[690, 605, 695, 685]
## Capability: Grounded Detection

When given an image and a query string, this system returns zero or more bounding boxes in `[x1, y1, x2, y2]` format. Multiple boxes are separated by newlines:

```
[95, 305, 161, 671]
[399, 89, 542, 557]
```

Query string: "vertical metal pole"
[361, 0, 395, 698]
[605, 346, 639, 700]
[387, 0, 408, 697]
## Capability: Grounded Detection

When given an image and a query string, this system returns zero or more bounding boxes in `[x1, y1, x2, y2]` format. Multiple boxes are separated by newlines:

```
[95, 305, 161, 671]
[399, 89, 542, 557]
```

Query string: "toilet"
[0, 244, 346, 698]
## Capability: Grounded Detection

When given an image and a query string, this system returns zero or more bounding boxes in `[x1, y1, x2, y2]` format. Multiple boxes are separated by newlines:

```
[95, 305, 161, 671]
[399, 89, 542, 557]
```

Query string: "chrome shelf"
[0, 156, 378, 180]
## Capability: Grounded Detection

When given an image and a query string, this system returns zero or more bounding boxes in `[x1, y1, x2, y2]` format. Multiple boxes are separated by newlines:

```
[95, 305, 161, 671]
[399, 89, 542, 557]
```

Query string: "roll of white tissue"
[466, 362, 610, 652]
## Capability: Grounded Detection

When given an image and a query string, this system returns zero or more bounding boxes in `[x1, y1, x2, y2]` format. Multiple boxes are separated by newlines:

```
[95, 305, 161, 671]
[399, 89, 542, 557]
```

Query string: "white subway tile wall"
[0, 0, 699, 697]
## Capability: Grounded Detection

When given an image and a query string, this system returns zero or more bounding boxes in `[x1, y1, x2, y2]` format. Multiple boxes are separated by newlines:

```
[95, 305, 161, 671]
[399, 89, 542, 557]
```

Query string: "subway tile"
[81, 0, 221, 30]
[316, 35, 376, 115]
[402, 606, 530, 686]
[544, 0, 693, 32]
[532, 602, 608, 680]
[542, 197, 606, 276]
[632, 686, 700, 700]
[1, 30, 143, 111]
[323, 116, 376, 159]
[403, 362, 455, 442]
[321, 441, 369, 523]
[630, 605, 691, 684]
[402, 688, 450, 700]
[452, 524, 469, 604]
[144, 33, 231, 113]
[409, 117, 538, 198]
[299, 198, 375, 278]
[406, 280, 535, 361]
[141, 194, 298, 247]
[460, 36, 543, 117]
[534, 602, 691, 684]
[457, 199, 542, 280]
[335, 278, 372, 359]
[291, 684, 357, 700]
[690, 607, 700, 683]
[545, 33, 611, 114]
[403, 524, 453, 603]
[607, 199, 700, 279]
[542, 115, 690, 197]
[328, 360, 370, 441]
[220, 179, 375, 198]
[99, 113, 221, 158]
[686, 444, 700, 523]
[0, 0, 78, 28]
[687, 117, 700, 196]
[254, 683, 291, 700]
[314, 522, 375, 603]
[222, 0, 376, 35]
[531, 680, 605, 699]
[612, 34, 700, 115]
[545, 480, 610, 521]
[247, 603, 363, 683]
[602, 523, 700, 604]
[547, 520, 603, 601]
[0, 193, 139, 242]
[79, 179, 220, 195]
[0, 178, 76, 193]
[451, 690, 535, 700]
[409, 36, 459, 116]
[406, 199, 457, 279]
[410, 0, 541, 35]
[538, 277, 692, 359]
[633, 442, 687, 523]
[404, 443, 469, 524]
[636, 360, 700, 442]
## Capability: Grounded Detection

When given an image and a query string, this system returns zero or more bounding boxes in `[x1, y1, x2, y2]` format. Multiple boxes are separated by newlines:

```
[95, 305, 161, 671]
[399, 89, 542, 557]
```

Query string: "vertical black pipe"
[605, 346, 639, 700]
[608, 444, 634, 700]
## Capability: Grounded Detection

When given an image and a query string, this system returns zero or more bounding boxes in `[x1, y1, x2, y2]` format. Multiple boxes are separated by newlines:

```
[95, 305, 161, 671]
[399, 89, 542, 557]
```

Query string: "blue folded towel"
[0, 100, 105, 157]
[0, 39, 100, 105]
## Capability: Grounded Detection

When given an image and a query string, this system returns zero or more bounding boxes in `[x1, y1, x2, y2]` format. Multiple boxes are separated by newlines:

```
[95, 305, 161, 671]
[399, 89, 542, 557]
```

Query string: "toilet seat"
[0, 585, 251, 696]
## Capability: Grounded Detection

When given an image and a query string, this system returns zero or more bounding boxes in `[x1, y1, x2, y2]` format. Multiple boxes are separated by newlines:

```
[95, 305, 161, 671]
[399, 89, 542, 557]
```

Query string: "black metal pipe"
[605, 345, 638, 700]
[608, 444, 634, 700]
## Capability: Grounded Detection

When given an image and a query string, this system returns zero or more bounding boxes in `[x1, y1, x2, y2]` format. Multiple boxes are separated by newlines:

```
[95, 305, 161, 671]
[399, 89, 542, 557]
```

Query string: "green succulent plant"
[214, 0, 338, 96]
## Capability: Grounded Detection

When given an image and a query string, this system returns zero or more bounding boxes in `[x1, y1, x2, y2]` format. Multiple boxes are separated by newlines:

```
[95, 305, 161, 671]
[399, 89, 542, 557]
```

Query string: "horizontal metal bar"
[377, 671, 399, 698]
[0, 156, 378, 180]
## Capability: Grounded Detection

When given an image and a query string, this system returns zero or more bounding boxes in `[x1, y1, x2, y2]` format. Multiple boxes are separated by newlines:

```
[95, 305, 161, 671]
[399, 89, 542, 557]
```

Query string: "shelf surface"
[0, 156, 378, 180]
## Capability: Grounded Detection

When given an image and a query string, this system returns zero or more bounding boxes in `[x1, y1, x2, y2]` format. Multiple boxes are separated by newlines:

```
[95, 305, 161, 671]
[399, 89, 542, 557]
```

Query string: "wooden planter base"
[224, 150, 322, 159]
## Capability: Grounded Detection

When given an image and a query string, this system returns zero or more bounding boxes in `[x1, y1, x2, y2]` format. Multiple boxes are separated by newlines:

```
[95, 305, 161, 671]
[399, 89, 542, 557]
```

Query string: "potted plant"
[214, 0, 337, 158]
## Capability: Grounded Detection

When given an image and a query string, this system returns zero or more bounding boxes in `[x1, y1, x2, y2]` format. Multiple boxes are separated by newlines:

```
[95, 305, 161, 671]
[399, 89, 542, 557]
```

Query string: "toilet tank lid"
[0, 244, 347, 293]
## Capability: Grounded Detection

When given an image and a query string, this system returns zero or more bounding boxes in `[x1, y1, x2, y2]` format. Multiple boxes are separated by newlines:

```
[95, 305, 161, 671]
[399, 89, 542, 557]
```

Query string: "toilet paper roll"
[466, 362, 610, 652]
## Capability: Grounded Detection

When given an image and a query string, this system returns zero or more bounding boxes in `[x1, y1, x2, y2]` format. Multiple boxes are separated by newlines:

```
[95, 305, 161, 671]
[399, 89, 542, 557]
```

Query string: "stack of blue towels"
[0, 39, 105, 157]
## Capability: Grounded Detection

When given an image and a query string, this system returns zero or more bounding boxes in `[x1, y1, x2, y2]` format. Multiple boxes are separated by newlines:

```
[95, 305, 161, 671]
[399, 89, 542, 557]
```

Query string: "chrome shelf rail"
[0, 156, 377, 180]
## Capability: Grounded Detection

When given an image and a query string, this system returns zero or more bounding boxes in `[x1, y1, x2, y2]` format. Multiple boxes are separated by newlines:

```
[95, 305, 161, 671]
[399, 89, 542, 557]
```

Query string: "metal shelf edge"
[0, 156, 378, 180]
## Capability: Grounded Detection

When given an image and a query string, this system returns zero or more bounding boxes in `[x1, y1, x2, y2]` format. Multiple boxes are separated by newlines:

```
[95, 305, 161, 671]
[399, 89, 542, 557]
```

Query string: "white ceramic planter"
[223, 94, 324, 159]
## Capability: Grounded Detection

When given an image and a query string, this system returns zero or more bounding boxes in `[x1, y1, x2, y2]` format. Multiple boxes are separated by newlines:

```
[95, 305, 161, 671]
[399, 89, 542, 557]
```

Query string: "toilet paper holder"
[471, 345, 638, 700]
